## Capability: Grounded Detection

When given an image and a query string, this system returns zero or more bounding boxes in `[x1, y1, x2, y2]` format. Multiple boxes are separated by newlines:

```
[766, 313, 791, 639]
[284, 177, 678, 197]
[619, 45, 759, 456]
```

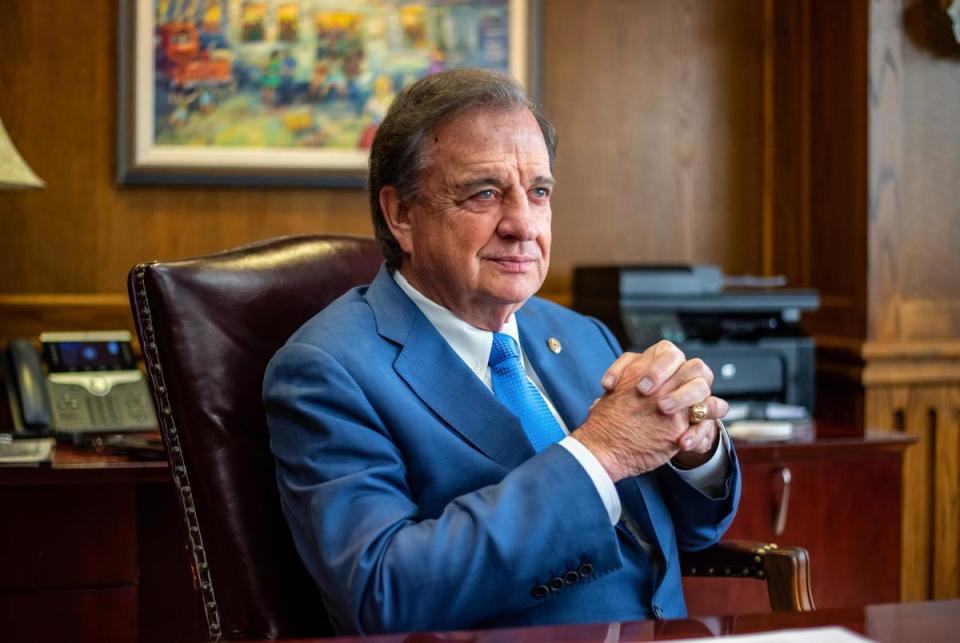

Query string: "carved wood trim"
[868, 385, 960, 603]
[0, 294, 136, 340]
[0, 292, 576, 341]
[816, 336, 960, 386]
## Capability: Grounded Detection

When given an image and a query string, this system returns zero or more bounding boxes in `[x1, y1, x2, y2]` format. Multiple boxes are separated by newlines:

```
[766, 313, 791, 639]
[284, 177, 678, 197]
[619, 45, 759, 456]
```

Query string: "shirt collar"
[393, 270, 520, 377]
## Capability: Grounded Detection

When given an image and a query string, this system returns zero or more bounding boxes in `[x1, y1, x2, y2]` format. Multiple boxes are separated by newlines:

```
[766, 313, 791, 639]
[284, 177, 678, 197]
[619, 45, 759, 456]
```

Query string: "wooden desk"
[0, 443, 202, 643]
[0, 432, 912, 642]
[685, 430, 913, 614]
[276, 600, 958, 642]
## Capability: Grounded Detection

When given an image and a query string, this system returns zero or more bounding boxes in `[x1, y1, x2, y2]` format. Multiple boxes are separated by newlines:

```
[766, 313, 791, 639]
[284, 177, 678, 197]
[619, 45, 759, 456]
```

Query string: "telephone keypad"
[56, 392, 81, 410]
[87, 396, 122, 426]
[125, 391, 152, 422]
[46, 379, 157, 432]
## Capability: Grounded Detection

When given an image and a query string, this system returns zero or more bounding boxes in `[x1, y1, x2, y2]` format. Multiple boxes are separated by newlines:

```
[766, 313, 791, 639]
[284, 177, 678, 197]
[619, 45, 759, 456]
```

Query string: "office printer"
[573, 265, 820, 414]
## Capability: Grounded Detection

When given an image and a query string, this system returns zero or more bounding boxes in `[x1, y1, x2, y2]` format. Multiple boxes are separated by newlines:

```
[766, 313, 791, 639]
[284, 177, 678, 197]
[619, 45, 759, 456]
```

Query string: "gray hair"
[367, 68, 557, 270]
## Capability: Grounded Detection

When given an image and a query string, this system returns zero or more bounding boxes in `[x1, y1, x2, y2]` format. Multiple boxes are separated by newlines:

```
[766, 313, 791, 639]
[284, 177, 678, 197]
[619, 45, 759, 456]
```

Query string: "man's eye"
[530, 187, 551, 199]
[474, 189, 497, 200]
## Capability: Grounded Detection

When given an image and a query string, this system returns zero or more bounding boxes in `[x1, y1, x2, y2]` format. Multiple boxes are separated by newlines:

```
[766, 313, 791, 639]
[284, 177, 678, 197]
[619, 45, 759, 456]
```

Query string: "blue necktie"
[488, 333, 566, 453]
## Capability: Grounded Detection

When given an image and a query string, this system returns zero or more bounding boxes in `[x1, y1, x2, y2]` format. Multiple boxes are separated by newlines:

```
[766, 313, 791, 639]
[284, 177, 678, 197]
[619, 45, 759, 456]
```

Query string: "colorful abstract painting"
[118, 0, 533, 186]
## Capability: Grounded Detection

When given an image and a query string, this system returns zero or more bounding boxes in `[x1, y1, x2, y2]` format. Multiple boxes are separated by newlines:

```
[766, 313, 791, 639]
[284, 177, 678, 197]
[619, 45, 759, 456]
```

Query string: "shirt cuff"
[668, 420, 731, 498]
[559, 435, 622, 525]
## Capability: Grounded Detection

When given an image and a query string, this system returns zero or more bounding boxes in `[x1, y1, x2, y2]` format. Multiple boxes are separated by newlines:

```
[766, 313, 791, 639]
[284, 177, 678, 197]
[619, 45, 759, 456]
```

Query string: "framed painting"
[117, 0, 541, 187]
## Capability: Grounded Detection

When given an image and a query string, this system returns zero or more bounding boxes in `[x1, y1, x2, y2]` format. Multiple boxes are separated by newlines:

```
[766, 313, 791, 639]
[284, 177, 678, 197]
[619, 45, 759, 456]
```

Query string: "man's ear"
[379, 185, 414, 253]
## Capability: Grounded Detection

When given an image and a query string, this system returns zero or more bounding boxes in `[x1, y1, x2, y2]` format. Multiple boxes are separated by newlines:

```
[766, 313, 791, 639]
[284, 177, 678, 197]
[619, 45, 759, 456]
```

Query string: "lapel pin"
[547, 337, 562, 354]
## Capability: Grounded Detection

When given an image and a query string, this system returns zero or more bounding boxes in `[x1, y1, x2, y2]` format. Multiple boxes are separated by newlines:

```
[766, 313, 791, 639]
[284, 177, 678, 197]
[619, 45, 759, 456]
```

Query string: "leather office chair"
[128, 235, 813, 641]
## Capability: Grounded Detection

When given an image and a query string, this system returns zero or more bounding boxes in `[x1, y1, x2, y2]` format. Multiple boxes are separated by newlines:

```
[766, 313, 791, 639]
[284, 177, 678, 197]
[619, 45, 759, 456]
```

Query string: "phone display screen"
[43, 341, 136, 373]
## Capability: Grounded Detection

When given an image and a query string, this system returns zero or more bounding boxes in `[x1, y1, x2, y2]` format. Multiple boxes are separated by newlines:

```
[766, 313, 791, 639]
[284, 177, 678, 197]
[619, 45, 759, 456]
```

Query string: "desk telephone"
[2, 331, 158, 436]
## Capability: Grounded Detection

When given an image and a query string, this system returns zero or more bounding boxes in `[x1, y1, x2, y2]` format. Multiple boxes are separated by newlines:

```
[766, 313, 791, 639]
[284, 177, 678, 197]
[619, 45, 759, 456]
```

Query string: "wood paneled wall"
[542, 0, 765, 283]
[868, 382, 960, 600]
[768, 0, 960, 604]
[0, 0, 370, 335]
[0, 0, 768, 335]
[864, 0, 960, 603]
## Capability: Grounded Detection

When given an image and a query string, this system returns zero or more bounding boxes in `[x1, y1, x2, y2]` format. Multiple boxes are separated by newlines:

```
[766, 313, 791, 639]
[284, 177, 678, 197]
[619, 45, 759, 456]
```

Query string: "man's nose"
[497, 191, 541, 241]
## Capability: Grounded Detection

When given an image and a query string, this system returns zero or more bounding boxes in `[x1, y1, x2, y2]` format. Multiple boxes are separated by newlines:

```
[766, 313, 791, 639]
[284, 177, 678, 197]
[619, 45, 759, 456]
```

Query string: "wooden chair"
[128, 235, 814, 641]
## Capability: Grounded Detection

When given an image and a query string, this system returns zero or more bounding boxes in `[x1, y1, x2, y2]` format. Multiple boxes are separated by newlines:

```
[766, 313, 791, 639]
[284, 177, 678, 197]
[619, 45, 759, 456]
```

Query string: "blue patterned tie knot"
[489, 333, 565, 453]
[489, 332, 522, 367]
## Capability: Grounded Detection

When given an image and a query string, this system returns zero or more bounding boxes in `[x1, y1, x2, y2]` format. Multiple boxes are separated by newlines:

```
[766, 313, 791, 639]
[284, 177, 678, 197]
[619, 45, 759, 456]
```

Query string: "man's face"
[384, 107, 554, 330]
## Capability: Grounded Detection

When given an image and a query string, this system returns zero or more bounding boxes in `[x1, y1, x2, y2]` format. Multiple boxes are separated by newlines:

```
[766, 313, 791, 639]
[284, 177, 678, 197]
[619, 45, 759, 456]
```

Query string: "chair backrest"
[128, 235, 383, 641]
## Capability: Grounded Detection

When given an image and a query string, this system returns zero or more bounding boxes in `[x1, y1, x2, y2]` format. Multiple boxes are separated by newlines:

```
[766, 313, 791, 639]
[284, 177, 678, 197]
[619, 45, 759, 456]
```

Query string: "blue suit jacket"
[264, 266, 740, 635]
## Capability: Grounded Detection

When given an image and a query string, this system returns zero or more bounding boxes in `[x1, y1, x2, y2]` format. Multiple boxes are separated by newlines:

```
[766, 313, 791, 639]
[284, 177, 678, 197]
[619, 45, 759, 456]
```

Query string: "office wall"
[0, 0, 767, 335]
[776, 0, 960, 602]
[543, 0, 765, 282]
[861, 0, 960, 602]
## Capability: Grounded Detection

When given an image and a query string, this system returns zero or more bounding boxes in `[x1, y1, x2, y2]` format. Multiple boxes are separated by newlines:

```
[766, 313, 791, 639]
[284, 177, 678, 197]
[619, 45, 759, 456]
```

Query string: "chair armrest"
[680, 540, 815, 612]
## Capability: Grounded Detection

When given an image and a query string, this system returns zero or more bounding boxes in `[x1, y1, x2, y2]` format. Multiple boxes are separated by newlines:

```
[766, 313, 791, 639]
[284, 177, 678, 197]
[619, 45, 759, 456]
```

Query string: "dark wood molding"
[0, 294, 136, 339]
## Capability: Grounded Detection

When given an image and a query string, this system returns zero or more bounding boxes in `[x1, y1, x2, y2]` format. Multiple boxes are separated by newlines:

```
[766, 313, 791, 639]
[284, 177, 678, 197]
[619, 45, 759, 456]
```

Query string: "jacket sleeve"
[656, 440, 741, 551]
[264, 341, 623, 635]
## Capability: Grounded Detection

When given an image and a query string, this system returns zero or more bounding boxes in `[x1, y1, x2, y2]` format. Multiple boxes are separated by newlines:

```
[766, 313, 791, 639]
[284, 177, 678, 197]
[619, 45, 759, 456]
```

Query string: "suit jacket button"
[548, 577, 565, 591]
[577, 563, 594, 578]
[532, 584, 550, 598]
[563, 570, 580, 584]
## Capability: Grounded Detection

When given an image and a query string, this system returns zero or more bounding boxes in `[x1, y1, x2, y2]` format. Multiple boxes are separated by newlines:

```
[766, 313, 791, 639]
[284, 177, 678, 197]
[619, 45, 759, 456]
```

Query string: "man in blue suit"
[264, 68, 739, 635]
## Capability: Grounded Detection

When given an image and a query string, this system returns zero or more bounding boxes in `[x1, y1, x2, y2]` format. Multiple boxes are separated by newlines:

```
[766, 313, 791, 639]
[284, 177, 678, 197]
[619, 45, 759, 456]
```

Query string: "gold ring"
[689, 402, 707, 424]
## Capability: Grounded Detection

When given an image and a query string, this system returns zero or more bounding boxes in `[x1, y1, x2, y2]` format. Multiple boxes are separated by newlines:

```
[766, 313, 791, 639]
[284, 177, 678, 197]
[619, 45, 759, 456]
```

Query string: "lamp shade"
[0, 115, 44, 189]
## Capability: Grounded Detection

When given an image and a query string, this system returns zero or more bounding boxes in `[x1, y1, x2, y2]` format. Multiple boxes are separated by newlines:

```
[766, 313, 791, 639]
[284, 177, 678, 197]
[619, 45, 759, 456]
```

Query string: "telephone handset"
[2, 331, 158, 436]
[5, 338, 53, 432]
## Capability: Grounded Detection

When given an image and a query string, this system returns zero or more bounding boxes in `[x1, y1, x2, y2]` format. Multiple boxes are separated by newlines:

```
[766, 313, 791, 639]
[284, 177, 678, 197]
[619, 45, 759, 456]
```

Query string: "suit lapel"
[365, 268, 534, 470]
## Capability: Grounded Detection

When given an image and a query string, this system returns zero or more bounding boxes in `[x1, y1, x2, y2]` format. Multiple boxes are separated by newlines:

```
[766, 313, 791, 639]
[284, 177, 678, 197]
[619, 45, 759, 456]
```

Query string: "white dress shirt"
[393, 271, 729, 528]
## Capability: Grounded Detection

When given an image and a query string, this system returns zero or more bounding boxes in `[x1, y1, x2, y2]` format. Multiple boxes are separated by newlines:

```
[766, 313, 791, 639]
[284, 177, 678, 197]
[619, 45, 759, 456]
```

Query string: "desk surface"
[0, 428, 912, 479]
[0, 439, 169, 485]
[277, 601, 958, 642]
[5, 429, 910, 495]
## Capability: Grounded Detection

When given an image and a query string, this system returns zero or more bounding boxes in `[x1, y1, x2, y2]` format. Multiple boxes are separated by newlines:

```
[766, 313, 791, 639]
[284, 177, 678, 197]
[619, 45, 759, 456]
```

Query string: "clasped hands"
[574, 341, 728, 483]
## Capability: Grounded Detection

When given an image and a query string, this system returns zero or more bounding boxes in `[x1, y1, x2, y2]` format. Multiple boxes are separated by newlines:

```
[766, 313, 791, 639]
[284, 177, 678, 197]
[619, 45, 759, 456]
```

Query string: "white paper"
[625, 626, 874, 643]
[0, 437, 55, 464]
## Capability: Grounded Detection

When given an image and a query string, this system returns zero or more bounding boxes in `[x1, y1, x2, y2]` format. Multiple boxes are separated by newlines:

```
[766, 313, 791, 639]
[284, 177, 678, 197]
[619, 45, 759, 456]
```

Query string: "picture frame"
[117, 0, 541, 188]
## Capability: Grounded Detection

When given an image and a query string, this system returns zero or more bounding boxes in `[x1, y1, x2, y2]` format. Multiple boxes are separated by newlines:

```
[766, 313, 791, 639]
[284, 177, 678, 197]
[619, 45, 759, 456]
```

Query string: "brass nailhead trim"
[135, 264, 222, 641]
